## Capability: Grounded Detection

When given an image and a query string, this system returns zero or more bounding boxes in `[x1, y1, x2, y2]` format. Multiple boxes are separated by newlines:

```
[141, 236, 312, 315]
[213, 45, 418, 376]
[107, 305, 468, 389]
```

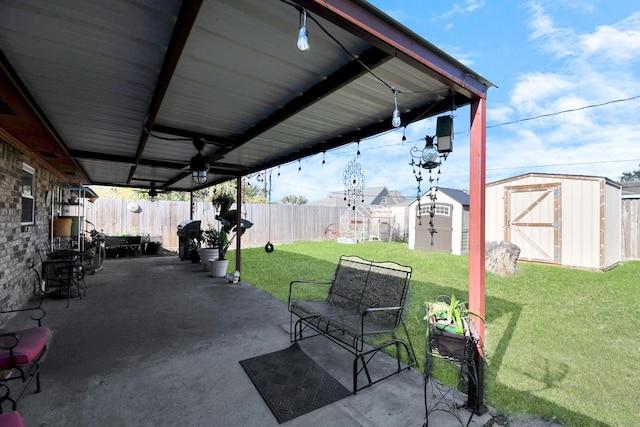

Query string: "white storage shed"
[485, 173, 621, 270]
[409, 188, 470, 255]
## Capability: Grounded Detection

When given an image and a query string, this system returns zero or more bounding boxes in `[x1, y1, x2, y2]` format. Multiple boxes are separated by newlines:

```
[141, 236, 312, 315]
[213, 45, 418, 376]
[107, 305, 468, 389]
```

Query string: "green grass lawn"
[229, 241, 640, 427]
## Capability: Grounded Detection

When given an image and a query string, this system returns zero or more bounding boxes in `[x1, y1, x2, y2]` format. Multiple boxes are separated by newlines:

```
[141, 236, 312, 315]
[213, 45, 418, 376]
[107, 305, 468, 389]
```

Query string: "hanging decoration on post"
[409, 115, 454, 246]
[343, 158, 365, 210]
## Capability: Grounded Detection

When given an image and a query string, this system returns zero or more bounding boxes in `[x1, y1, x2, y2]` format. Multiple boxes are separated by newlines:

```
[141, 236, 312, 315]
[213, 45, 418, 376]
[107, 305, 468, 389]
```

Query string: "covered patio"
[0, 0, 493, 422]
[7, 255, 495, 426]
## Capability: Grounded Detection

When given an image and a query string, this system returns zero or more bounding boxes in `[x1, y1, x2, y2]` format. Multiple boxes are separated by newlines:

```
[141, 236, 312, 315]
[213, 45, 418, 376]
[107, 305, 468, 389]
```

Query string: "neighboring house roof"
[310, 186, 392, 206]
[620, 181, 640, 198]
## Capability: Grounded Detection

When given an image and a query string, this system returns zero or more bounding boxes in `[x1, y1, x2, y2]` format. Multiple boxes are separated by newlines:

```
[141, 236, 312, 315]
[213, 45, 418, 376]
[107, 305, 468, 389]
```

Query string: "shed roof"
[408, 186, 469, 207]
[487, 172, 622, 189]
[0, 0, 492, 192]
[438, 187, 470, 206]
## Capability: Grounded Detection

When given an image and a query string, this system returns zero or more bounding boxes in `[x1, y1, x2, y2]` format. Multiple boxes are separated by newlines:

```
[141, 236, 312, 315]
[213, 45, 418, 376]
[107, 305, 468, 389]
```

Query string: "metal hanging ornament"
[409, 134, 448, 246]
[343, 158, 365, 210]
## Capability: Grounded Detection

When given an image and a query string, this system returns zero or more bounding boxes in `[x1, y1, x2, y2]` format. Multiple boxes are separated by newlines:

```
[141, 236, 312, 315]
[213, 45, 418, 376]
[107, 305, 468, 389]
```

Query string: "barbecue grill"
[176, 219, 201, 260]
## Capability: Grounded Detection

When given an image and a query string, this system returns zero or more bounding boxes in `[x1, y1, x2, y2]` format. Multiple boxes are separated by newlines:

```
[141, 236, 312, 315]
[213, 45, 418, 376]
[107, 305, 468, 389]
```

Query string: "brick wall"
[0, 140, 55, 320]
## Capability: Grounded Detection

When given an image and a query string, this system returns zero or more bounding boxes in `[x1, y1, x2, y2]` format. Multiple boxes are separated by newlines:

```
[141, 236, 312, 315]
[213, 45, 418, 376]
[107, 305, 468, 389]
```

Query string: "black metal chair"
[42, 255, 86, 307]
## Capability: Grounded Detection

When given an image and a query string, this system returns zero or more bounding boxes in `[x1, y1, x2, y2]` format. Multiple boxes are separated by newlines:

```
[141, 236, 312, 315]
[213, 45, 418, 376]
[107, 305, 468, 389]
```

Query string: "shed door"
[415, 203, 452, 252]
[505, 183, 561, 264]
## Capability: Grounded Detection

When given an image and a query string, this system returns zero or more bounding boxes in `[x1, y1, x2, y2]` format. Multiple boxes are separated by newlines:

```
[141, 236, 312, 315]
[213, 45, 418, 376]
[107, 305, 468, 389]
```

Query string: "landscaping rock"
[485, 241, 521, 276]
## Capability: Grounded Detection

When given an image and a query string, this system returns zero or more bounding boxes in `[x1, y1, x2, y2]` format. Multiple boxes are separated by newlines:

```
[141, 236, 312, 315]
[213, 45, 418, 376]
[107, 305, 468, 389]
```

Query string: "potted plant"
[196, 225, 220, 271]
[211, 192, 235, 215]
[424, 294, 483, 360]
[209, 194, 253, 277]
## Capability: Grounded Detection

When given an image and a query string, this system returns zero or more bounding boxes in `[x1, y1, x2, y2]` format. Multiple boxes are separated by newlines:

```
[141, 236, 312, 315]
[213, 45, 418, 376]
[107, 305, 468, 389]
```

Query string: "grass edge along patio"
[229, 240, 639, 427]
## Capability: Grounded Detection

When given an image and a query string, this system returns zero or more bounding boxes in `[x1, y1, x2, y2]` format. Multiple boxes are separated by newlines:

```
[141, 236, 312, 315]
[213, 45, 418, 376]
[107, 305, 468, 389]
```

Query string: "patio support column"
[468, 94, 487, 412]
[190, 191, 195, 220]
[236, 176, 242, 273]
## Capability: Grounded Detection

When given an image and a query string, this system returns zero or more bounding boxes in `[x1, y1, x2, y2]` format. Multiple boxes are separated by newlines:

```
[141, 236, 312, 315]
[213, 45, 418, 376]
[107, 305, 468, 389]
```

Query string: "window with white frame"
[418, 204, 450, 217]
[21, 164, 35, 225]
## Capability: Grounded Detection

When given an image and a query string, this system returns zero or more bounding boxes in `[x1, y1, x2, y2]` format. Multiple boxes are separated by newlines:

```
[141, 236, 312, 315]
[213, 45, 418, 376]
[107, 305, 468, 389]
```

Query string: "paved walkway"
[8, 255, 497, 426]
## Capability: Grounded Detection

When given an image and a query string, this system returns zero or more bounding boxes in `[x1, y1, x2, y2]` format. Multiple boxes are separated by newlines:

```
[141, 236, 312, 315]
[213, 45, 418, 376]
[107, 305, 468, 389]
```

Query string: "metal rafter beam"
[147, 46, 391, 189]
[232, 47, 391, 147]
[128, 0, 204, 185]
[202, 95, 459, 183]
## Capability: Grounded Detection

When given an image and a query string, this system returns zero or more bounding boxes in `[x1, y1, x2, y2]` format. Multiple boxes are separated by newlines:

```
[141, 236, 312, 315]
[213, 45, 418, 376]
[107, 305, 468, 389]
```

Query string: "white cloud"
[487, 105, 514, 124]
[579, 12, 640, 63]
[439, 0, 485, 19]
[482, 4, 640, 183]
[526, 2, 578, 59]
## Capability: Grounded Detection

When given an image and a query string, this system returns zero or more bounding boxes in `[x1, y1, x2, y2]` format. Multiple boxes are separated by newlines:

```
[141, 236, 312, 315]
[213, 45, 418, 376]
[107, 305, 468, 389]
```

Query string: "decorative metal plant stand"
[423, 318, 481, 427]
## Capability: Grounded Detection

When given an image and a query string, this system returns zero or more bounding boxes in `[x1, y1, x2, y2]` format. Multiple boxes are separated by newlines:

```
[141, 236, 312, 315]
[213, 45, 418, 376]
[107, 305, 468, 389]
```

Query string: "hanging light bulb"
[392, 88, 401, 128]
[297, 10, 309, 51]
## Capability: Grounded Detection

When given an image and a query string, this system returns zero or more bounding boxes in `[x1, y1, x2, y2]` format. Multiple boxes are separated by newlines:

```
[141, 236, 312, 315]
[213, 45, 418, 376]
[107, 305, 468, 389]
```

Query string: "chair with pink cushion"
[0, 304, 52, 413]
[0, 410, 24, 427]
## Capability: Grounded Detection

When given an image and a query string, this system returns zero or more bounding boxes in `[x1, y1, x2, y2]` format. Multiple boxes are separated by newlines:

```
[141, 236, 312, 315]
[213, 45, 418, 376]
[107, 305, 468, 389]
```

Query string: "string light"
[392, 87, 401, 127]
[297, 9, 309, 51]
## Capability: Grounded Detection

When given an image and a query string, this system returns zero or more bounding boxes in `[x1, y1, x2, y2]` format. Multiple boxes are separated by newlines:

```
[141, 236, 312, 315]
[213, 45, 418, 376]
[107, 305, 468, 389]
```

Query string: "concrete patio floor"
[7, 254, 500, 426]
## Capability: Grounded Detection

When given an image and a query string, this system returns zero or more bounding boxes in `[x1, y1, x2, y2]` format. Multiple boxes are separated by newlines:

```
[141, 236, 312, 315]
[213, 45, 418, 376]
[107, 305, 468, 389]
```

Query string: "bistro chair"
[42, 254, 86, 307]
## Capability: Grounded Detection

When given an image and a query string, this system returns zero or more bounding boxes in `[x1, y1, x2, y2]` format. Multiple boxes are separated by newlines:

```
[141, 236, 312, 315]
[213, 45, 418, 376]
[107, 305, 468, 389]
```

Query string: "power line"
[486, 158, 640, 172]
[487, 95, 640, 129]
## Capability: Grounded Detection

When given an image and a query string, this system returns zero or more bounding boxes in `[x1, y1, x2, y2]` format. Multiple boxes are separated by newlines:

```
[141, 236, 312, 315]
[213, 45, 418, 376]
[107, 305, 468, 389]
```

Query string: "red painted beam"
[294, 0, 492, 98]
[468, 95, 487, 411]
[469, 95, 487, 344]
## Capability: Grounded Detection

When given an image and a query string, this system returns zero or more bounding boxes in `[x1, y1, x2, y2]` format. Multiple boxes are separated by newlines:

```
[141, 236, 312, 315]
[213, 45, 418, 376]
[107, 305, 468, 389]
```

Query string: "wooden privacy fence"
[84, 199, 342, 251]
[84, 198, 640, 259]
[622, 199, 640, 260]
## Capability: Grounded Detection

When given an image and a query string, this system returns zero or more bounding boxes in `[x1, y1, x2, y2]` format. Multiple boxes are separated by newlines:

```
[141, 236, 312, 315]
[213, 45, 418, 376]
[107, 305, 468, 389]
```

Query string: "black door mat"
[239, 343, 351, 423]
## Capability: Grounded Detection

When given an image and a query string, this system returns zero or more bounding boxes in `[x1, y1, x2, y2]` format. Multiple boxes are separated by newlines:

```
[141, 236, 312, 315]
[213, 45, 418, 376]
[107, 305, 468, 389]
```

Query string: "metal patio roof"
[0, 0, 492, 193]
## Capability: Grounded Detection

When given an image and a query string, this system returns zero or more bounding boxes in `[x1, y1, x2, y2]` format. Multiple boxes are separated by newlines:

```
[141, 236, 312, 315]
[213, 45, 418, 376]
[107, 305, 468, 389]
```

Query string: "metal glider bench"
[288, 255, 417, 394]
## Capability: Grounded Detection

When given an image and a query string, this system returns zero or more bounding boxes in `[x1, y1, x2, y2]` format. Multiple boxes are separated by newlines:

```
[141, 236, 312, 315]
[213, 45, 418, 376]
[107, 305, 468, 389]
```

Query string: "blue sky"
[257, 1, 640, 203]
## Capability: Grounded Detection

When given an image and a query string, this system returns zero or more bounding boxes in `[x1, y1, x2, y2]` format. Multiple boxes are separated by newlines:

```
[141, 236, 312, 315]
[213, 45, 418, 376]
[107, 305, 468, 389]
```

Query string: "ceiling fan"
[148, 181, 160, 201]
[133, 181, 171, 201]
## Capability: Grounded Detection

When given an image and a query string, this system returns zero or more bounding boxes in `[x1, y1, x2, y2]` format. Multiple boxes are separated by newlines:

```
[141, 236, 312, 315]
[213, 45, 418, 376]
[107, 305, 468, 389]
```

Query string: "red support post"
[235, 177, 242, 274]
[467, 95, 487, 413]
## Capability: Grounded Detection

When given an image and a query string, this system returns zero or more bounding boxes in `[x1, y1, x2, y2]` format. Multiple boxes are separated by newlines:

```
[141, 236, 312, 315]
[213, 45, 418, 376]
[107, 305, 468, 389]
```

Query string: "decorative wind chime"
[343, 141, 365, 210]
[409, 115, 454, 246]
